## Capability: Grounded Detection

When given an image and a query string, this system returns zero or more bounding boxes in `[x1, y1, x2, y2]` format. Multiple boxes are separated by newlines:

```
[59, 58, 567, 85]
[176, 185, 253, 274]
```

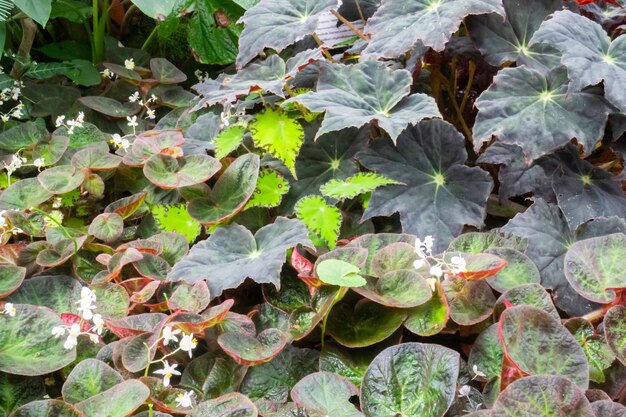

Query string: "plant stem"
[459, 61, 476, 115]
[141, 25, 158, 50]
[330, 9, 369, 41]
[32, 208, 78, 254]
[353, 0, 365, 22]
[311, 33, 335, 63]
[320, 288, 345, 351]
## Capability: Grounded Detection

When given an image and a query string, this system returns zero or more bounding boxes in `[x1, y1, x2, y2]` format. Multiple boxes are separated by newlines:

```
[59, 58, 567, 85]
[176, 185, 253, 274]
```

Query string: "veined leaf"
[321, 173, 400, 200]
[245, 170, 290, 209]
[215, 126, 245, 160]
[295, 196, 342, 249]
[151, 204, 202, 243]
[283, 61, 440, 142]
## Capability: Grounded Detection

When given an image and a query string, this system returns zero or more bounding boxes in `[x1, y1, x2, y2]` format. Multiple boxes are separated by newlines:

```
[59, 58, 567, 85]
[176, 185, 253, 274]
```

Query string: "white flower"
[101, 68, 114, 79]
[92, 314, 104, 335]
[9, 227, 23, 235]
[145, 108, 155, 120]
[0, 211, 7, 228]
[124, 58, 135, 70]
[423, 235, 434, 251]
[33, 158, 45, 169]
[153, 360, 181, 387]
[55, 115, 66, 127]
[52, 197, 62, 209]
[3, 302, 16, 316]
[64, 323, 81, 349]
[425, 278, 437, 292]
[76, 287, 97, 320]
[150, 94, 158, 103]
[413, 259, 426, 270]
[179, 333, 197, 357]
[88, 333, 100, 344]
[175, 390, 194, 408]
[472, 365, 486, 379]
[450, 255, 467, 274]
[128, 92, 140, 103]
[127, 115, 138, 128]
[458, 385, 471, 398]
[162, 326, 181, 346]
[429, 264, 443, 277]
[51, 326, 66, 337]
[414, 236, 434, 259]
[1, 114, 9, 123]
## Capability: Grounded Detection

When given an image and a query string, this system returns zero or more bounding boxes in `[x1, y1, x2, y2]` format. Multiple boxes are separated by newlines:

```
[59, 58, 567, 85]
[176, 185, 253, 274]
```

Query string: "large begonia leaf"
[0, 372, 44, 416]
[62, 359, 123, 404]
[502, 199, 626, 315]
[284, 61, 440, 142]
[564, 233, 626, 303]
[443, 277, 496, 325]
[362, 0, 504, 58]
[448, 230, 527, 253]
[404, 281, 449, 336]
[240, 344, 319, 402]
[168, 217, 312, 298]
[190, 393, 257, 417]
[218, 328, 288, 366]
[530, 10, 626, 112]
[188, 153, 259, 225]
[473, 66, 611, 162]
[466, 0, 561, 66]
[499, 305, 589, 388]
[0, 265, 25, 298]
[345, 233, 415, 275]
[38, 165, 86, 194]
[143, 154, 221, 189]
[0, 305, 76, 376]
[281, 124, 367, 214]
[181, 351, 246, 398]
[494, 283, 559, 321]
[358, 120, 492, 252]
[353, 269, 432, 308]
[0, 121, 48, 153]
[11, 400, 82, 417]
[494, 375, 593, 417]
[565, 318, 615, 384]
[602, 305, 626, 366]
[74, 380, 149, 417]
[361, 343, 459, 417]
[0, 178, 53, 210]
[468, 324, 503, 380]
[484, 247, 541, 292]
[236, 0, 337, 68]
[5, 275, 81, 314]
[592, 400, 626, 417]
[291, 372, 363, 417]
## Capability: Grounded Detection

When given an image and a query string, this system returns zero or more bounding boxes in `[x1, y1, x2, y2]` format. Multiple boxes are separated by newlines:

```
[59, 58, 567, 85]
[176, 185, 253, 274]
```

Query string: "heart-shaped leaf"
[78, 96, 141, 117]
[10, 400, 82, 417]
[38, 165, 86, 194]
[492, 375, 593, 417]
[215, 126, 245, 159]
[189, 393, 257, 417]
[89, 213, 124, 243]
[361, 342, 459, 417]
[591, 400, 626, 417]
[483, 247, 541, 292]
[473, 66, 611, 162]
[188, 153, 259, 225]
[5, 274, 81, 315]
[604, 305, 626, 367]
[150, 58, 187, 84]
[0, 304, 76, 376]
[74, 380, 150, 417]
[218, 328, 288, 366]
[181, 351, 246, 398]
[404, 281, 449, 336]
[494, 284, 559, 321]
[362, 0, 505, 58]
[499, 305, 589, 389]
[443, 277, 496, 325]
[0, 121, 48, 153]
[316, 259, 366, 287]
[168, 217, 312, 298]
[564, 233, 626, 304]
[354, 270, 433, 308]
[71, 146, 123, 170]
[319, 343, 374, 388]
[144, 154, 221, 189]
[0, 178, 53, 210]
[291, 372, 363, 417]
[167, 281, 210, 314]
[62, 359, 123, 404]
[358, 120, 492, 252]
[0, 265, 25, 297]
[284, 61, 440, 142]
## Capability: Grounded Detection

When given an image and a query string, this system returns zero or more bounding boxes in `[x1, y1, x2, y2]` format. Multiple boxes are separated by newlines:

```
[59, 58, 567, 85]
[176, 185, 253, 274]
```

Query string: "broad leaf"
[603, 305, 626, 366]
[0, 372, 45, 416]
[447, 229, 527, 253]
[143, 154, 221, 189]
[74, 380, 150, 417]
[468, 324, 504, 380]
[188, 0, 242, 66]
[316, 259, 366, 287]
[236, 0, 337, 68]
[168, 217, 312, 297]
[71, 147, 122, 171]
[284, 61, 440, 142]
[0, 121, 48, 153]
[150, 58, 187, 84]
[215, 126, 245, 160]
[565, 318, 615, 383]
[483, 247, 541, 292]
[443, 277, 496, 325]
[591, 400, 626, 417]
[181, 351, 246, 398]
[5, 275, 81, 315]
[321, 173, 400, 200]
[564, 233, 626, 303]
[473, 66, 611, 162]
[168, 281, 211, 313]
[62, 359, 123, 404]
[291, 372, 363, 417]
[362, 0, 505, 58]
[189, 393, 257, 417]
[151, 204, 202, 243]
[245, 170, 290, 209]
[218, 328, 288, 366]
[361, 343, 459, 417]
[88, 213, 124, 243]
[319, 344, 372, 388]
[14, 0, 52, 26]
[78, 97, 141, 118]
[499, 305, 589, 389]
[0, 178, 53, 210]
[295, 196, 342, 249]
[494, 283, 559, 321]
[11, 400, 82, 417]
[38, 165, 86, 194]
[353, 269, 433, 308]
[358, 120, 492, 252]
[0, 265, 25, 298]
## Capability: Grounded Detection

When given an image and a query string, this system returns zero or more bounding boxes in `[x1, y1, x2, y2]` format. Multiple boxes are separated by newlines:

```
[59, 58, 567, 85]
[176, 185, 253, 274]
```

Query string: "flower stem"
[320, 288, 345, 351]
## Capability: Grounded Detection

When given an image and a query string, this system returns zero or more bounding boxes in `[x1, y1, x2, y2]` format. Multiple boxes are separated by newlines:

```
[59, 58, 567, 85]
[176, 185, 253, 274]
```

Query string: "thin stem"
[353, 0, 365, 22]
[141, 25, 158, 50]
[439, 72, 473, 141]
[330, 9, 369, 40]
[32, 208, 78, 254]
[311, 33, 335, 63]
[581, 306, 609, 323]
[320, 288, 345, 351]
[257, 91, 269, 109]
[92, 0, 99, 63]
[459, 61, 476, 115]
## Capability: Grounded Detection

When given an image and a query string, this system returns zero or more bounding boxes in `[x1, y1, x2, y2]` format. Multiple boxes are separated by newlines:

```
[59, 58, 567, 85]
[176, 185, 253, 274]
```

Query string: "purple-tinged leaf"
[74, 380, 150, 417]
[484, 247, 541, 292]
[291, 372, 363, 417]
[218, 328, 288, 366]
[0, 265, 25, 297]
[190, 392, 257, 417]
[62, 359, 123, 404]
[10, 399, 82, 417]
[494, 283, 560, 321]
[167, 281, 210, 314]
[591, 400, 626, 417]
[71, 146, 123, 170]
[144, 154, 221, 189]
[0, 178, 53, 210]
[443, 277, 496, 325]
[181, 351, 246, 399]
[468, 323, 503, 380]
[78, 96, 141, 118]
[604, 305, 626, 367]
[89, 213, 124, 243]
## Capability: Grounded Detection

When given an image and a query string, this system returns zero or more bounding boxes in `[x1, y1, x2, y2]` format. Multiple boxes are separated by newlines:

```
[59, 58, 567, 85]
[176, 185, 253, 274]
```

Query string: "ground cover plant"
[1, 0, 626, 415]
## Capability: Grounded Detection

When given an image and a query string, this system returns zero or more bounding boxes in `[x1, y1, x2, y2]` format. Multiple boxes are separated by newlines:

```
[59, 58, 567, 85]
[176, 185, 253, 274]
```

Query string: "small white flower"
[458, 385, 471, 398]
[101, 68, 114, 79]
[64, 323, 81, 349]
[472, 365, 486, 379]
[55, 115, 66, 127]
[179, 333, 197, 357]
[153, 360, 181, 387]
[0, 211, 7, 228]
[162, 326, 181, 346]
[175, 390, 195, 408]
[145, 108, 156, 120]
[33, 158, 45, 169]
[1, 114, 9, 123]
[413, 259, 426, 270]
[92, 314, 104, 335]
[88, 333, 100, 344]
[76, 287, 97, 320]
[51, 326, 66, 337]
[425, 278, 437, 292]
[450, 255, 467, 274]
[52, 197, 63, 209]
[9, 227, 23, 235]
[3, 303, 16, 316]
[150, 94, 158, 103]
[429, 264, 443, 277]
[128, 92, 140, 103]
[126, 115, 138, 128]
[124, 58, 135, 70]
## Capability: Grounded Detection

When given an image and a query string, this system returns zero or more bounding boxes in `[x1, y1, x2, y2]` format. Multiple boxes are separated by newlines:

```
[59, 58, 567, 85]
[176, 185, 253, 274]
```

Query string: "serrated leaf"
[250, 109, 304, 176]
[362, 0, 505, 58]
[167, 217, 313, 298]
[358, 120, 492, 252]
[236, 0, 338, 68]
[246, 170, 290, 209]
[151, 204, 202, 244]
[215, 126, 245, 159]
[316, 259, 366, 287]
[283, 61, 440, 142]
[295, 196, 342, 249]
[321, 173, 400, 200]
[473, 66, 612, 162]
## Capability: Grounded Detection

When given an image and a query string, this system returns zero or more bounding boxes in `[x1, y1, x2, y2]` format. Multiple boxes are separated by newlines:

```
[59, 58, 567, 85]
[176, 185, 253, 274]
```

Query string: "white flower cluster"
[0, 81, 25, 123]
[219, 103, 246, 130]
[413, 236, 467, 290]
[2, 302, 16, 316]
[110, 133, 131, 152]
[51, 287, 104, 349]
[100, 68, 115, 79]
[0, 209, 23, 235]
[3, 153, 45, 185]
[55, 112, 85, 135]
[149, 325, 198, 388]
[128, 92, 158, 120]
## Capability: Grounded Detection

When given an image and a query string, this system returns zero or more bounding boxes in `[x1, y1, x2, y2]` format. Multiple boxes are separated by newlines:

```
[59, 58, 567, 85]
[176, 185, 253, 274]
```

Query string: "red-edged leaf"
[457, 253, 507, 281]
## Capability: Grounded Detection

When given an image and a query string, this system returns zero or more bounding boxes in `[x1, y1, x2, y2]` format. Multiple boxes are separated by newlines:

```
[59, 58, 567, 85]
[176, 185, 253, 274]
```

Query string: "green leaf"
[564, 233, 626, 304]
[602, 305, 626, 367]
[37, 165, 86, 194]
[25, 60, 100, 86]
[316, 259, 366, 287]
[319, 344, 372, 388]
[499, 305, 589, 389]
[78, 97, 141, 118]
[404, 282, 449, 337]
[74, 380, 150, 417]
[189, 393, 257, 417]
[0, 178, 53, 210]
[218, 328, 287, 366]
[130, 0, 182, 19]
[0, 121, 48, 153]
[151, 204, 202, 243]
[215, 126, 245, 159]
[188, 0, 242, 66]
[250, 109, 304, 177]
[188, 153, 259, 225]
[0, 265, 25, 298]
[295, 196, 342, 249]
[245, 170, 290, 209]
[236, 0, 337, 68]
[143, 154, 221, 189]
[0, 304, 76, 376]
[358, 120, 492, 252]
[88, 213, 124, 243]
[284, 61, 440, 142]
[14, 0, 52, 26]
[362, 0, 504, 58]
[473, 66, 611, 162]
[168, 281, 211, 314]
[11, 400, 82, 417]
[291, 372, 363, 417]
[181, 351, 246, 398]
[150, 58, 186, 84]
[167, 217, 313, 298]
[354, 269, 433, 309]
[483, 247, 541, 292]
[443, 277, 496, 326]
[468, 324, 504, 380]
[5, 275, 81, 315]
[361, 342, 459, 417]
[495, 284, 559, 321]
[62, 359, 123, 404]
[50, 0, 92, 23]
[564, 318, 615, 383]
[0, 372, 44, 416]
[321, 173, 400, 201]
[493, 375, 593, 417]
[71, 146, 122, 170]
